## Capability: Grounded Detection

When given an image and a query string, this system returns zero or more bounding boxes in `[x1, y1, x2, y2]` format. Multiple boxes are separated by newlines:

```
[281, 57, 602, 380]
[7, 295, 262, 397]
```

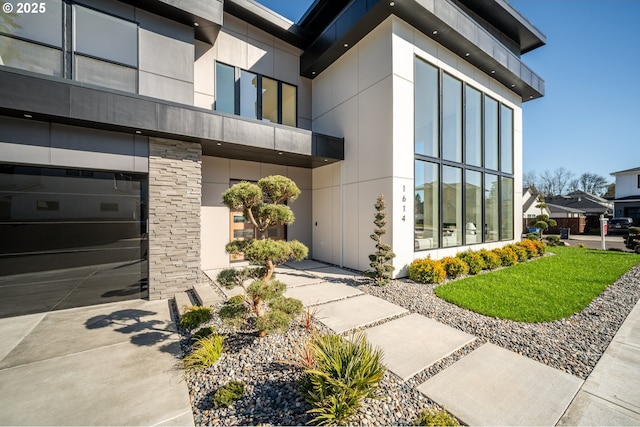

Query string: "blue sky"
[257, 0, 640, 183]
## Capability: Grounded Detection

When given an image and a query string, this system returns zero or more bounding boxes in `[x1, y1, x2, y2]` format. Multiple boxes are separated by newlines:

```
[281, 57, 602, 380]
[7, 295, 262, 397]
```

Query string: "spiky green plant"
[183, 334, 224, 372]
[301, 332, 385, 426]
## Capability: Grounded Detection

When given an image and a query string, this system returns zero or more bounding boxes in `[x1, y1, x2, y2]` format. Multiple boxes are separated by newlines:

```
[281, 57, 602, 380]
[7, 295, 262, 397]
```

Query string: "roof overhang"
[299, 0, 545, 101]
[119, 0, 224, 44]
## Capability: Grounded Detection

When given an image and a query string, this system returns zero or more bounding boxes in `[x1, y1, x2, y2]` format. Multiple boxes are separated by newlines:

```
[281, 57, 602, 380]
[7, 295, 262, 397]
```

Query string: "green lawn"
[434, 246, 640, 323]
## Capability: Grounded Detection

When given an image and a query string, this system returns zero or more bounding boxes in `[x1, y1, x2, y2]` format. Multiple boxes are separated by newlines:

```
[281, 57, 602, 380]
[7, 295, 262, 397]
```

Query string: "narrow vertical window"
[281, 83, 297, 127]
[442, 166, 463, 247]
[442, 74, 462, 163]
[415, 160, 439, 250]
[484, 97, 499, 170]
[215, 62, 235, 114]
[501, 177, 514, 240]
[465, 170, 482, 245]
[261, 76, 278, 123]
[415, 59, 439, 157]
[240, 70, 258, 119]
[500, 105, 513, 174]
[465, 86, 482, 166]
[484, 173, 499, 242]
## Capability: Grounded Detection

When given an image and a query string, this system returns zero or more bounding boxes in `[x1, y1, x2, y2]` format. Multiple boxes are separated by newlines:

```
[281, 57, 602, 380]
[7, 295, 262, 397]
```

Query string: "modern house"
[611, 167, 640, 226]
[0, 0, 545, 317]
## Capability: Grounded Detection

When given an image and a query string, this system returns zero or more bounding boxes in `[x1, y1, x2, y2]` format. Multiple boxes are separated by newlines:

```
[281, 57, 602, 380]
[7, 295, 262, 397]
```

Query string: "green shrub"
[192, 326, 216, 341]
[456, 251, 486, 275]
[269, 296, 303, 317]
[255, 309, 291, 335]
[578, 243, 585, 249]
[493, 247, 518, 267]
[408, 257, 446, 284]
[179, 306, 213, 330]
[546, 235, 560, 247]
[507, 244, 529, 263]
[301, 332, 385, 426]
[216, 268, 243, 289]
[478, 249, 501, 270]
[247, 280, 287, 302]
[212, 381, 245, 408]
[526, 232, 540, 240]
[413, 408, 460, 426]
[183, 334, 224, 372]
[440, 257, 469, 279]
[219, 296, 248, 328]
[630, 226, 640, 235]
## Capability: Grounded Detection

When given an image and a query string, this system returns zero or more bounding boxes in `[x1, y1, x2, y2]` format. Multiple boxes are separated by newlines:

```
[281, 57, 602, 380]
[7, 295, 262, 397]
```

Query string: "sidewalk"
[0, 299, 193, 426]
[274, 260, 640, 426]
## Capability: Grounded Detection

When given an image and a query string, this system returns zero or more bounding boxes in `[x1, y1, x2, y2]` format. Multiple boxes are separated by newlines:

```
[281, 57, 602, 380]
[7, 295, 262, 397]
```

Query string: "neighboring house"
[546, 191, 612, 232]
[611, 167, 640, 226]
[0, 0, 545, 317]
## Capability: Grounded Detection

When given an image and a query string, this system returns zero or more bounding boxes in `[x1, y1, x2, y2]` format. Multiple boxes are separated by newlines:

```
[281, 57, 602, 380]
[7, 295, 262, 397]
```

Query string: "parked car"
[608, 217, 634, 235]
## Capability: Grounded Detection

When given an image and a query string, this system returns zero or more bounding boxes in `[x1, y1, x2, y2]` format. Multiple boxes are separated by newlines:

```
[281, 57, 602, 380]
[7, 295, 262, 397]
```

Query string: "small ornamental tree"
[221, 175, 308, 335]
[364, 193, 396, 285]
[529, 195, 557, 238]
[222, 175, 308, 281]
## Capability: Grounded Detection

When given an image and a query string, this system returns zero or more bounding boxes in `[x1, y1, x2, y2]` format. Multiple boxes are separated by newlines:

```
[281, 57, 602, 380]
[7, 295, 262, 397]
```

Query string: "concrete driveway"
[0, 299, 193, 426]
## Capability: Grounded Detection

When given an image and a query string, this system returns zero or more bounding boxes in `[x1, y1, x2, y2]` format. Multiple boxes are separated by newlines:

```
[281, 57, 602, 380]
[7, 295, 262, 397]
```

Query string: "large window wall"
[414, 57, 515, 251]
[0, 2, 138, 92]
[215, 61, 297, 127]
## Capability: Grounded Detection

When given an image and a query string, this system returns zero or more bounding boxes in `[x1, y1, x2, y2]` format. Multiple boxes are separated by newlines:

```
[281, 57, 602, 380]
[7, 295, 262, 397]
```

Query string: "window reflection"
[0, 165, 148, 318]
[415, 60, 439, 157]
[484, 174, 499, 242]
[501, 177, 514, 240]
[415, 161, 439, 250]
[442, 74, 462, 163]
[465, 170, 482, 245]
[484, 97, 499, 170]
[261, 76, 278, 123]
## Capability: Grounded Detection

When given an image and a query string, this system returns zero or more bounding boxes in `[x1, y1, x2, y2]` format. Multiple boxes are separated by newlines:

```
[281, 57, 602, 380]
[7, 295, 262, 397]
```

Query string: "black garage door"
[0, 164, 148, 318]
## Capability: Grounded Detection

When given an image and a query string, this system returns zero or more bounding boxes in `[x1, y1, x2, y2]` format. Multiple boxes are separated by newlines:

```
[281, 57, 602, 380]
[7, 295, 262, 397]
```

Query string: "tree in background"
[527, 167, 611, 197]
[529, 194, 557, 238]
[603, 183, 616, 199]
[364, 193, 396, 286]
[568, 172, 609, 196]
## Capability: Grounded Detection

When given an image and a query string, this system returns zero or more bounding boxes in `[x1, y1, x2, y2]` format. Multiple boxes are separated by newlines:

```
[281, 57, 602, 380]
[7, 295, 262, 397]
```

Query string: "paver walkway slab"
[276, 270, 326, 288]
[306, 266, 359, 281]
[559, 300, 640, 425]
[284, 281, 363, 307]
[417, 343, 582, 426]
[364, 313, 475, 380]
[314, 294, 408, 334]
[285, 260, 329, 270]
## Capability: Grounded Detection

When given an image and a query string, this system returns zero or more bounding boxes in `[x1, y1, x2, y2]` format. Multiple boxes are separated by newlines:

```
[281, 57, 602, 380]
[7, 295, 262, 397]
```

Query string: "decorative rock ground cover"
[182, 262, 640, 425]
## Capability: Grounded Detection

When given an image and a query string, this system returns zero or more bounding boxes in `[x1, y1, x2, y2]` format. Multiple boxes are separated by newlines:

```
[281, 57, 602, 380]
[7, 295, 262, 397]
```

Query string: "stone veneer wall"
[148, 138, 202, 300]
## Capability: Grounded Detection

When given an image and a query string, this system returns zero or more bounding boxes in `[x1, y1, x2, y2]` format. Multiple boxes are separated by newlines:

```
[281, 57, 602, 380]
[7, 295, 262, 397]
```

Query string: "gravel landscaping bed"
[358, 262, 640, 380]
[183, 261, 640, 425]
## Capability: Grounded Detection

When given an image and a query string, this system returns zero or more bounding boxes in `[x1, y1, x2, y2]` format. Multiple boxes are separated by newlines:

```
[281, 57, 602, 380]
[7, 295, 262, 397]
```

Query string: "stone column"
[148, 138, 202, 300]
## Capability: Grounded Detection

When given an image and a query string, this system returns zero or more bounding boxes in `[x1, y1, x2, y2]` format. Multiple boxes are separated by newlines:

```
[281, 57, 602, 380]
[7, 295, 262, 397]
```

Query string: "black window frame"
[214, 61, 298, 127]
[413, 56, 515, 251]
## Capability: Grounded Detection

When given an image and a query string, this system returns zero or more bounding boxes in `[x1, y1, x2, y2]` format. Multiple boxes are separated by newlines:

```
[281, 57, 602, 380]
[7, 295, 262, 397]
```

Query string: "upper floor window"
[73, 5, 138, 93]
[0, 0, 63, 76]
[215, 61, 297, 127]
[0, 2, 138, 93]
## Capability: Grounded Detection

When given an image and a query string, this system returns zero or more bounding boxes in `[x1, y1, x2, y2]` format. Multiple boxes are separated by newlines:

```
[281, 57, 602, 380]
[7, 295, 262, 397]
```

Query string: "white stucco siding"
[200, 156, 312, 270]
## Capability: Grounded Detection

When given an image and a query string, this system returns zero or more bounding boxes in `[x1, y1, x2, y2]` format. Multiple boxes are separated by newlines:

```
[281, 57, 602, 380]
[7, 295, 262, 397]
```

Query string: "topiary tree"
[364, 193, 396, 285]
[221, 175, 308, 335]
[529, 195, 556, 238]
[222, 175, 309, 281]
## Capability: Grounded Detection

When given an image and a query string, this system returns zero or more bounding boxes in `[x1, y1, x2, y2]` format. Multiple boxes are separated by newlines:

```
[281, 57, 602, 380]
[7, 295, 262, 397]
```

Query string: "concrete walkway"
[277, 260, 640, 426]
[0, 299, 193, 426]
